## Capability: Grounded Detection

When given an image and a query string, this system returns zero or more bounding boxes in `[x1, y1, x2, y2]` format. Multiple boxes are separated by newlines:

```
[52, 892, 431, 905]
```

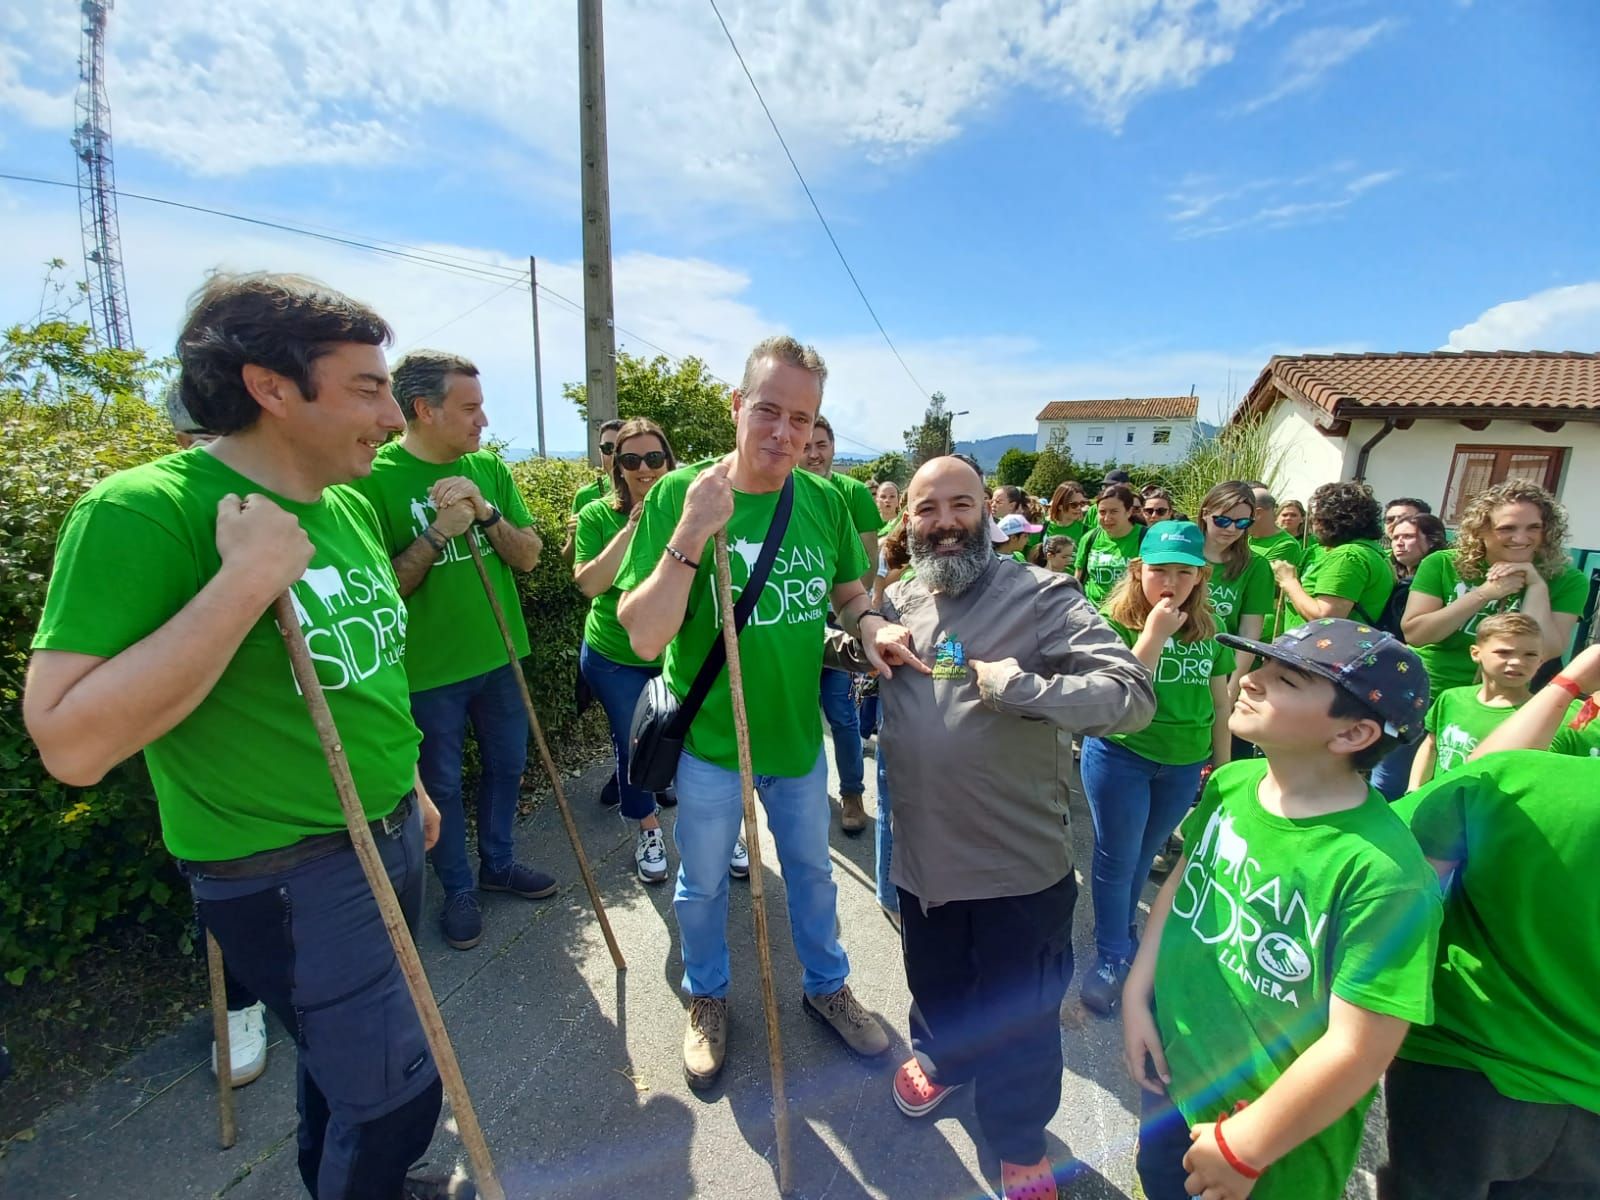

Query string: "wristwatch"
[475, 505, 503, 529]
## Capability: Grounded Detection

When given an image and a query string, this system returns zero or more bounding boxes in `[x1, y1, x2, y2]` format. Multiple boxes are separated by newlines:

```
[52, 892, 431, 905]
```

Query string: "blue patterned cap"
[1218, 618, 1431, 744]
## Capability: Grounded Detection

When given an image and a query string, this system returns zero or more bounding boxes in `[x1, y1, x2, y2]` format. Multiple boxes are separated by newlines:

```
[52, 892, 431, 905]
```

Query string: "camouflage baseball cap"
[1219, 617, 1430, 744]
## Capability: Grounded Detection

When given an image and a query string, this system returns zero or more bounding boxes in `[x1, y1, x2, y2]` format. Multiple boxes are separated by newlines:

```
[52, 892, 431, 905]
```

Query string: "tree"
[903, 391, 953, 468]
[995, 447, 1039, 489]
[1024, 446, 1080, 500]
[563, 351, 734, 460]
[847, 450, 909, 488]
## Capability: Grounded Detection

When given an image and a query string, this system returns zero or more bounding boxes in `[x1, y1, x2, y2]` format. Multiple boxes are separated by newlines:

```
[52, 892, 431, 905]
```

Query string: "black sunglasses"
[1144, 505, 1172, 518]
[599, 441, 617, 456]
[617, 450, 668, 470]
[1211, 514, 1255, 530]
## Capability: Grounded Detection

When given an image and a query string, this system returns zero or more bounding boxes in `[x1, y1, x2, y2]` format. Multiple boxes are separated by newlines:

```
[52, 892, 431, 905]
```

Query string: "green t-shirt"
[1395, 751, 1600, 1111]
[1101, 615, 1233, 765]
[1075, 526, 1143, 607]
[1250, 529, 1303, 642]
[1207, 553, 1274, 637]
[615, 463, 869, 776]
[1282, 539, 1394, 633]
[1550, 700, 1600, 758]
[1045, 517, 1091, 544]
[1422, 686, 1524, 780]
[820, 471, 881, 536]
[877, 514, 902, 540]
[1157, 759, 1441, 1200]
[574, 498, 658, 669]
[1408, 550, 1590, 693]
[571, 473, 612, 514]
[351, 444, 534, 693]
[32, 451, 420, 860]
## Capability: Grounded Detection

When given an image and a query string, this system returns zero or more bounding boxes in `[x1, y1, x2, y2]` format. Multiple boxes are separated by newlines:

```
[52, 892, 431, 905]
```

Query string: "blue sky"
[2, 0, 1597, 459]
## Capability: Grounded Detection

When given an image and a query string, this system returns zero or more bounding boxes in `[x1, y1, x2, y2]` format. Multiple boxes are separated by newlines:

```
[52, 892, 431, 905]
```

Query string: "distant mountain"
[955, 433, 1035, 472]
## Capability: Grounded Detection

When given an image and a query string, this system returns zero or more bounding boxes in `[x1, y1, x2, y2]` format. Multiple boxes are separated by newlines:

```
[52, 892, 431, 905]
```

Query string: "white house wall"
[1035, 418, 1196, 466]
[1263, 396, 1346, 503]
[1269, 403, 1600, 552]
[1355, 418, 1600, 551]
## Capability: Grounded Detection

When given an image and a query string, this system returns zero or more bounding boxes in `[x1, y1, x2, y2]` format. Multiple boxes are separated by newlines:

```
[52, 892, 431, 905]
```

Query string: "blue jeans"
[820, 667, 865, 795]
[1080, 736, 1205, 964]
[412, 663, 529, 897]
[1136, 1084, 1194, 1200]
[579, 641, 659, 821]
[875, 753, 896, 912]
[672, 748, 850, 998]
[859, 689, 880, 740]
[1370, 738, 1421, 802]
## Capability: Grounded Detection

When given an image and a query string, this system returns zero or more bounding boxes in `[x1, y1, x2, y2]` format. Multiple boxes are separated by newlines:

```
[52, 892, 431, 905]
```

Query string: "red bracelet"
[1551, 674, 1586, 701]
[1214, 1108, 1263, 1180]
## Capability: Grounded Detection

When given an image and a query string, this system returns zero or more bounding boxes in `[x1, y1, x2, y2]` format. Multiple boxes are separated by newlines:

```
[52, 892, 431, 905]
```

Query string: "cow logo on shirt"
[1169, 806, 1329, 1008]
[282, 562, 407, 691]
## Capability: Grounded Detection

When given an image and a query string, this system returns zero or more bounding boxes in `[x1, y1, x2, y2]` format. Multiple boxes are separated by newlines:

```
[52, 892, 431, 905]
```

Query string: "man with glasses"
[353, 350, 554, 953]
[563, 417, 626, 567]
[1246, 483, 1303, 642]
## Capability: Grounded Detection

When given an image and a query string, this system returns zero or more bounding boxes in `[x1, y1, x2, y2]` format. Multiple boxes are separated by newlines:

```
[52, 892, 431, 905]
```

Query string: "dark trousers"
[189, 804, 441, 1199]
[579, 640, 661, 821]
[899, 872, 1078, 1164]
[1135, 1085, 1194, 1200]
[1380, 1059, 1600, 1200]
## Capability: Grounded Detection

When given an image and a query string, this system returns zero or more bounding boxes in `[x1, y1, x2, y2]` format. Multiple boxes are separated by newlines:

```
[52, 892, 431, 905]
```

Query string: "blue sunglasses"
[1211, 514, 1255, 530]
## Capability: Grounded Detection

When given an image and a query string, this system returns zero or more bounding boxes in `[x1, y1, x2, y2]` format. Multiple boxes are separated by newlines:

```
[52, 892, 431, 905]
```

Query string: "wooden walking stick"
[273, 595, 505, 1200]
[464, 536, 626, 971]
[713, 531, 794, 1194]
[204, 930, 236, 1149]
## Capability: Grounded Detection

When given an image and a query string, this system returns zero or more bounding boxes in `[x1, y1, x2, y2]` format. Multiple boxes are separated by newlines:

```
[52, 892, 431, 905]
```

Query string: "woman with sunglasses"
[1045, 481, 1093, 543]
[573, 419, 709, 885]
[1196, 480, 1273, 637]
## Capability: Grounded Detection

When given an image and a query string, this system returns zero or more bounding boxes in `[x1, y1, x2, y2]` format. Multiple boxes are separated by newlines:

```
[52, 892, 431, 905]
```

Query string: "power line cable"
[705, 0, 931, 407]
[1, 168, 890, 455]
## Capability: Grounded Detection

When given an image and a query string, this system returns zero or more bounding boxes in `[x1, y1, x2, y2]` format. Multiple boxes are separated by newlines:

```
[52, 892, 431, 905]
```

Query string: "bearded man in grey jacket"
[829, 454, 1154, 1200]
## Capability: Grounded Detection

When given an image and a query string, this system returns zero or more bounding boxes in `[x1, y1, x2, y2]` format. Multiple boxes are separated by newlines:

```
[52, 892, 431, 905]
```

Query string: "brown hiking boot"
[839, 792, 867, 835]
[683, 995, 728, 1090]
[803, 984, 890, 1058]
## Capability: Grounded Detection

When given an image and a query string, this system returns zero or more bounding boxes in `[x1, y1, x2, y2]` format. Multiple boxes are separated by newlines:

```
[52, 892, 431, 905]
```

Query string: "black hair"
[1385, 496, 1432, 515]
[1309, 481, 1383, 546]
[177, 272, 392, 435]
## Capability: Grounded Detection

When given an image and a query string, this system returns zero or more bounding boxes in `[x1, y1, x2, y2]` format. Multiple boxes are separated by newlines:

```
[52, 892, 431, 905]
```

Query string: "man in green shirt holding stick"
[25, 273, 456, 1200]
[352, 350, 551, 953]
[617, 335, 902, 1090]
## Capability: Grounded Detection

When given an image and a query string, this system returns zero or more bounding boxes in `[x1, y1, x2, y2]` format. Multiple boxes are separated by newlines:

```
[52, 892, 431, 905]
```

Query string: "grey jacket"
[827, 555, 1154, 905]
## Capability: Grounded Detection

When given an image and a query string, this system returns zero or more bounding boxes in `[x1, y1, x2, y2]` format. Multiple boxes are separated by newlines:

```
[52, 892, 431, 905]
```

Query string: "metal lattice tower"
[72, 0, 133, 350]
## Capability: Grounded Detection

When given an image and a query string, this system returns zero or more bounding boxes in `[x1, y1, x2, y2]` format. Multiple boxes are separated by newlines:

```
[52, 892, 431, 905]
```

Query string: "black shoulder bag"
[628, 475, 795, 791]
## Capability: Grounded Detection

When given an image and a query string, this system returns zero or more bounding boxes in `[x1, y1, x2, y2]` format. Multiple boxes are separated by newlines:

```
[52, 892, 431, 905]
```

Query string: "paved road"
[0, 743, 1384, 1199]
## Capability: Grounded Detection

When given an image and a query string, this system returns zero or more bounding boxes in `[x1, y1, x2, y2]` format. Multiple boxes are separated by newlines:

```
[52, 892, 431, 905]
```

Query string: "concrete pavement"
[0, 741, 1383, 1199]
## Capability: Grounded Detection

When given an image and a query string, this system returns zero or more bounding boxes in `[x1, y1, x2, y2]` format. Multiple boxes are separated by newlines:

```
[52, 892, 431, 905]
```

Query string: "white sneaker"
[729, 837, 751, 879]
[635, 826, 669, 884]
[211, 1000, 268, 1087]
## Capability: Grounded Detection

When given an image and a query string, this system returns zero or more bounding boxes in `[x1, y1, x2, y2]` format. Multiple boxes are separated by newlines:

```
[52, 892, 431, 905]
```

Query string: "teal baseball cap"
[1140, 520, 1207, 567]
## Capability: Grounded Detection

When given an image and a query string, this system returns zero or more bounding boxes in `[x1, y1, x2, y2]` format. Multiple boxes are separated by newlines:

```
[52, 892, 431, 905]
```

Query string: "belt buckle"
[380, 805, 406, 838]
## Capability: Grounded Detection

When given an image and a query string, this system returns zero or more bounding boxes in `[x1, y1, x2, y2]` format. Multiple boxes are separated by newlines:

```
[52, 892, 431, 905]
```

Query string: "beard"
[908, 520, 994, 597]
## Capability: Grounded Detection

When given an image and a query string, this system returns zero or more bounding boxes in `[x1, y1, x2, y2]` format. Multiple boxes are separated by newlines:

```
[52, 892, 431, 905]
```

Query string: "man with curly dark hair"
[1270, 482, 1394, 635]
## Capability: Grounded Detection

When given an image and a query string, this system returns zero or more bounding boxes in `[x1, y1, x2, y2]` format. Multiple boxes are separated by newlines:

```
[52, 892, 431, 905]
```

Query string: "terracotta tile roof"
[1236, 351, 1600, 424]
[1035, 396, 1199, 422]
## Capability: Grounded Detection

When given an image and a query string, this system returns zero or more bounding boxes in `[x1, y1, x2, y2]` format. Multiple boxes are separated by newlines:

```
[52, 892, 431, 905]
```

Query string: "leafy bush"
[1, 311, 608, 986]
[995, 448, 1039, 489]
[2, 319, 183, 986]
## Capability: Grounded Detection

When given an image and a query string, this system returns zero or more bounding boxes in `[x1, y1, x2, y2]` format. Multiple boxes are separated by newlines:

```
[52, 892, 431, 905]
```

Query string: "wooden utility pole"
[578, 0, 618, 464]
[529, 255, 547, 458]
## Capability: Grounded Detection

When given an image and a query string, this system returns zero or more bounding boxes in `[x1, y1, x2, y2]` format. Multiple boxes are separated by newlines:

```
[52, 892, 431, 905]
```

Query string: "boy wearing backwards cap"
[1121, 618, 1442, 1200]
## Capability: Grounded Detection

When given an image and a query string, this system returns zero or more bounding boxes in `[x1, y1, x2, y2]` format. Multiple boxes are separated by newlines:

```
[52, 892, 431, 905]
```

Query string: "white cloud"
[0, 0, 1278, 219]
[0, 183, 1309, 459]
[1234, 19, 1395, 115]
[1167, 161, 1401, 238]
[1442, 283, 1600, 351]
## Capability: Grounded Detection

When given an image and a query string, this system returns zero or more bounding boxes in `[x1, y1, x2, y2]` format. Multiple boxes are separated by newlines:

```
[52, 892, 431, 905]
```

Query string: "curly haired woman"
[1402, 480, 1586, 695]
[1270, 481, 1394, 633]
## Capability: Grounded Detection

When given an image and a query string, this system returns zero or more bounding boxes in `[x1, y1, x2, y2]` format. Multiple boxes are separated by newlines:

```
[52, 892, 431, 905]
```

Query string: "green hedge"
[2, 395, 604, 985]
